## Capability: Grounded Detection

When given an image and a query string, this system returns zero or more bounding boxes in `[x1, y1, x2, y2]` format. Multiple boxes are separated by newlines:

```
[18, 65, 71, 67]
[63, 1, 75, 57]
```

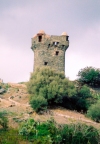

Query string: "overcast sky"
[0, 0, 100, 83]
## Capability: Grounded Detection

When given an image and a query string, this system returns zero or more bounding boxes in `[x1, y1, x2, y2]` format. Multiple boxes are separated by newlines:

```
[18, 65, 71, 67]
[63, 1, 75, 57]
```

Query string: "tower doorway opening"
[55, 51, 59, 56]
[44, 62, 48, 65]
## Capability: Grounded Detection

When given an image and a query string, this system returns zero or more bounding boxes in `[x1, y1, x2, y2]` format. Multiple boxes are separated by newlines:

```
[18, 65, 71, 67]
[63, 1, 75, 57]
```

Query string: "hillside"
[0, 83, 100, 129]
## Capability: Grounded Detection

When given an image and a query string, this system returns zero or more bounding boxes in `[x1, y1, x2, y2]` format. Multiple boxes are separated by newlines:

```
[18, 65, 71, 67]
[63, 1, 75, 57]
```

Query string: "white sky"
[0, 0, 100, 83]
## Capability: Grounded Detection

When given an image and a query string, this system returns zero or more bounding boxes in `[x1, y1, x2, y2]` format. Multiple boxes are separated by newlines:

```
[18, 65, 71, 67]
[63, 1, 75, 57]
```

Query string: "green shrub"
[0, 111, 8, 130]
[27, 67, 76, 111]
[87, 100, 100, 122]
[61, 85, 94, 112]
[19, 119, 37, 138]
[30, 96, 48, 112]
[60, 123, 99, 144]
[75, 85, 94, 111]
[77, 66, 100, 87]
[19, 118, 60, 142]
[19, 118, 100, 144]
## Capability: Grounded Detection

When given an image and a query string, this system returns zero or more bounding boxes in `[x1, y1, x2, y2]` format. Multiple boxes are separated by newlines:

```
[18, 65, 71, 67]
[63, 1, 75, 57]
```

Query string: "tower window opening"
[53, 42, 59, 46]
[44, 62, 48, 65]
[53, 42, 55, 45]
[48, 44, 50, 48]
[62, 45, 64, 48]
[66, 36, 68, 41]
[55, 51, 59, 56]
[38, 36, 42, 42]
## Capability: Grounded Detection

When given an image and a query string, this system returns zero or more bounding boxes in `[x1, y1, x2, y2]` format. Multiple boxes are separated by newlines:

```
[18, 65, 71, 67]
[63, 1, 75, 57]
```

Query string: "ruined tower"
[31, 30, 69, 72]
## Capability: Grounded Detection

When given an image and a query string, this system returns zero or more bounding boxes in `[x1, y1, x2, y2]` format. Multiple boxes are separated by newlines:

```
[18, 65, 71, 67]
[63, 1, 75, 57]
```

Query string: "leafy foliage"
[60, 123, 99, 144]
[87, 100, 100, 122]
[77, 66, 100, 87]
[19, 118, 100, 144]
[61, 85, 94, 112]
[0, 111, 8, 130]
[30, 96, 47, 112]
[75, 85, 94, 111]
[19, 118, 58, 143]
[27, 67, 76, 111]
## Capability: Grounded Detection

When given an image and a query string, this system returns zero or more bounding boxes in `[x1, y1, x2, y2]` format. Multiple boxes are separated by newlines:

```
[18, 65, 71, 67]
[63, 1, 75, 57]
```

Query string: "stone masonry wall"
[31, 32, 69, 73]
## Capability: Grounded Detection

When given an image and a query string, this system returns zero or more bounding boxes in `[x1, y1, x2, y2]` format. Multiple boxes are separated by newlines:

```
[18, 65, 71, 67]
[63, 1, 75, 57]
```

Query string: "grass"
[0, 128, 30, 144]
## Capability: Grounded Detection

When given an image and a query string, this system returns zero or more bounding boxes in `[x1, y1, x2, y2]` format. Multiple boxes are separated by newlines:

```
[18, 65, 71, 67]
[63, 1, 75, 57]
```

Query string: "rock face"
[31, 30, 69, 73]
[0, 88, 5, 94]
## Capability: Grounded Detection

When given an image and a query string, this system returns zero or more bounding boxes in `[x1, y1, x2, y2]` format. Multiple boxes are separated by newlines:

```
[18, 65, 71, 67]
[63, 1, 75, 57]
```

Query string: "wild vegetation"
[87, 100, 100, 122]
[0, 111, 8, 130]
[77, 66, 100, 121]
[19, 118, 100, 144]
[0, 128, 25, 144]
[27, 67, 76, 112]
[0, 111, 26, 143]
[27, 67, 100, 113]
[77, 66, 100, 87]
[61, 85, 96, 112]
[0, 82, 10, 94]
[0, 66, 100, 143]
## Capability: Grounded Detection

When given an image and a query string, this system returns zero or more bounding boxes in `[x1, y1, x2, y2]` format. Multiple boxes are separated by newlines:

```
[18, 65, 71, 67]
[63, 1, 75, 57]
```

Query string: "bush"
[19, 118, 57, 143]
[60, 123, 99, 144]
[27, 67, 76, 111]
[19, 119, 37, 138]
[75, 85, 94, 111]
[87, 100, 100, 122]
[61, 85, 94, 112]
[19, 118, 100, 144]
[30, 96, 48, 112]
[0, 111, 8, 130]
[77, 66, 100, 87]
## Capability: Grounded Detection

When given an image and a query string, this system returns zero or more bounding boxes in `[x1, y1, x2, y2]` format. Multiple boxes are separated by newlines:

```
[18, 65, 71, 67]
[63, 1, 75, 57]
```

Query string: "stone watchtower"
[31, 30, 69, 73]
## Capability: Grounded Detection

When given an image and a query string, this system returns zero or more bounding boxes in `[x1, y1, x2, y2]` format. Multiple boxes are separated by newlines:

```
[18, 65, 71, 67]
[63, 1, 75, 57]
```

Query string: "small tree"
[27, 67, 76, 111]
[30, 96, 47, 112]
[77, 67, 100, 87]
[75, 85, 93, 111]
[62, 85, 94, 112]
[87, 100, 100, 122]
